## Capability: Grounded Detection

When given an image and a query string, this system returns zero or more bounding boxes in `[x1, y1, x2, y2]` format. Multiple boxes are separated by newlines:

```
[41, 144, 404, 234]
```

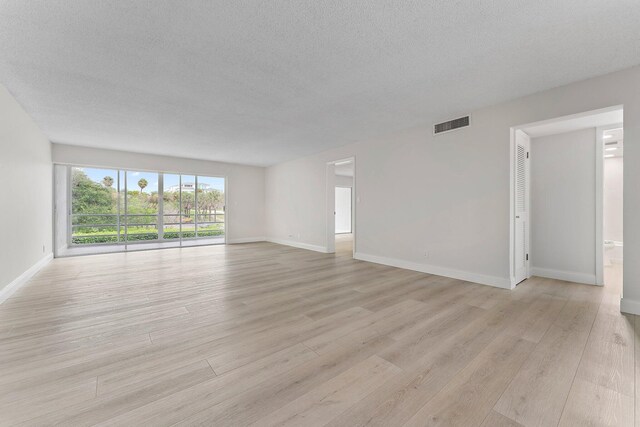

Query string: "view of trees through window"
[71, 167, 225, 245]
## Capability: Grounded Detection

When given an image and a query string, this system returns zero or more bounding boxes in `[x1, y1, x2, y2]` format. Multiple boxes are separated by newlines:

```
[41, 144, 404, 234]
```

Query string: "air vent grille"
[434, 116, 470, 135]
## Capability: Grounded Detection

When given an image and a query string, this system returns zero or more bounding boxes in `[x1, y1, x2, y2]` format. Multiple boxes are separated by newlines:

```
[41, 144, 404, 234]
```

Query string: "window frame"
[66, 165, 226, 248]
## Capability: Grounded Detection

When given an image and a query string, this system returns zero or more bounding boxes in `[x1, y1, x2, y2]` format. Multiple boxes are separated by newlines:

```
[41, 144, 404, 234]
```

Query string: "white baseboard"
[266, 238, 329, 253]
[227, 237, 266, 244]
[531, 267, 596, 285]
[354, 252, 511, 289]
[620, 297, 640, 315]
[0, 253, 53, 305]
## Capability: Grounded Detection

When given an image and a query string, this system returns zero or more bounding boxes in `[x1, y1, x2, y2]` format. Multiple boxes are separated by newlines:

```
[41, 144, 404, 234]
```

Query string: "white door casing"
[514, 130, 530, 284]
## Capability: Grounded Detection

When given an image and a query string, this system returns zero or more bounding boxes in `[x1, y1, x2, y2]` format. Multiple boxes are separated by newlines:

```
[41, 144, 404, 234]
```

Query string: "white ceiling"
[1, 1, 640, 166]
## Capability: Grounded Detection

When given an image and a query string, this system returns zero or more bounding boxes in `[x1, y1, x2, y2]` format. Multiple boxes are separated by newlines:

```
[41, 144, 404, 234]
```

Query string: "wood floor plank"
[326, 295, 535, 427]
[95, 343, 318, 427]
[403, 334, 534, 427]
[480, 410, 524, 427]
[0, 237, 633, 426]
[16, 360, 216, 426]
[493, 291, 603, 427]
[172, 330, 395, 426]
[558, 378, 633, 427]
[250, 355, 401, 427]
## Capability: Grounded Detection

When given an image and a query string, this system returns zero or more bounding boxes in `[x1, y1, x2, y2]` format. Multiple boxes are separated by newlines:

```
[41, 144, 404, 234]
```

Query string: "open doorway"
[327, 158, 355, 257]
[602, 127, 623, 292]
[334, 159, 354, 257]
[510, 106, 623, 293]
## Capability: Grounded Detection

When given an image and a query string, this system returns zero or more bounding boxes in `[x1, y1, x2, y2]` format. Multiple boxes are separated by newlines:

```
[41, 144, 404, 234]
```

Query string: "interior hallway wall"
[335, 175, 353, 187]
[0, 85, 52, 297]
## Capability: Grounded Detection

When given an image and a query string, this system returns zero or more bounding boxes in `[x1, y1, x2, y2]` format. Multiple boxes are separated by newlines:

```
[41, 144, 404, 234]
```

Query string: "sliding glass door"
[162, 173, 182, 241]
[70, 167, 120, 245]
[195, 176, 225, 239]
[125, 170, 159, 242]
[68, 165, 225, 251]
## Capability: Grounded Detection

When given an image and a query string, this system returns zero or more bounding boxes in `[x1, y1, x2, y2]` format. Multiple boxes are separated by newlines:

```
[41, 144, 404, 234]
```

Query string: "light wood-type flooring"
[0, 234, 635, 426]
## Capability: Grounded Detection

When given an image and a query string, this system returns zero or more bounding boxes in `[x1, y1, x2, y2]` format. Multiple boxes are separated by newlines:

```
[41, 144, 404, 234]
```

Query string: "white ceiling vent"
[434, 116, 471, 135]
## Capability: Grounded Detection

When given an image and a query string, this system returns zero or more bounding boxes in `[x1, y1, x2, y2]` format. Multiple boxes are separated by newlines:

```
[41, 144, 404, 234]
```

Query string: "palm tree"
[102, 176, 114, 188]
[138, 178, 148, 193]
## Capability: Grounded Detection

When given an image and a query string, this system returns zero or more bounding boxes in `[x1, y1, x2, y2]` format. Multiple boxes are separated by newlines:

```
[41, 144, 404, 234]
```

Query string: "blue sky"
[77, 167, 224, 193]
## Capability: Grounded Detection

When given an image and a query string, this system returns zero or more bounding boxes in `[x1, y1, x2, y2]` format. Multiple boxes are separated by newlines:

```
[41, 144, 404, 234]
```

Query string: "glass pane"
[124, 215, 157, 225]
[195, 176, 225, 239]
[196, 223, 225, 237]
[125, 171, 159, 241]
[162, 174, 181, 239]
[180, 175, 196, 235]
[71, 215, 118, 226]
[70, 167, 119, 244]
[72, 235, 119, 245]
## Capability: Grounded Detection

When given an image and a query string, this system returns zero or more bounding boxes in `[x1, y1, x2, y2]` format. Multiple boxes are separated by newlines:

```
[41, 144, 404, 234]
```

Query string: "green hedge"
[72, 229, 224, 245]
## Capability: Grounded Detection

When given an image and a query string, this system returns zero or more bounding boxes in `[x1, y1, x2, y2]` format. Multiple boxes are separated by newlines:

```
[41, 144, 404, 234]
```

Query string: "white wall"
[335, 175, 353, 187]
[530, 128, 596, 284]
[265, 66, 640, 308]
[0, 85, 53, 296]
[604, 157, 623, 242]
[51, 144, 266, 243]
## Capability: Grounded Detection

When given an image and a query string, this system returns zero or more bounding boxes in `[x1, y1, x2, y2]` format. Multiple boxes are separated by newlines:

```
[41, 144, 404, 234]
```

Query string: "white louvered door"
[514, 130, 530, 284]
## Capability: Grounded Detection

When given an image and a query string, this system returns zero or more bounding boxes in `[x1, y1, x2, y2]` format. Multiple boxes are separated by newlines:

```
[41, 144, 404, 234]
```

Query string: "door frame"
[326, 157, 356, 256]
[58, 163, 228, 253]
[509, 105, 623, 288]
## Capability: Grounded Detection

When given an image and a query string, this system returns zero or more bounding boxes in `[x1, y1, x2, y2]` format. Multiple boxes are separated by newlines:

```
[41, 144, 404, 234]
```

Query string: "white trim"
[620, 297, 640, 315]
[326, 162, 336, 253]
[354, 252, 511, 289]
[266, 238, 329, 253]
[531, 267, 596, 285]
[227, 237, 266, 244]
[0, 253, 53, 305]
[595, 127, 604, 285]
[511, 105, 624, 131]
[509, 127, 515, 286]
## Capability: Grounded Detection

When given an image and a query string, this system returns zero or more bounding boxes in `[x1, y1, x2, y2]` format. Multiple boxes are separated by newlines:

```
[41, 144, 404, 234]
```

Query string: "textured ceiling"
[1, 1, 639, 166]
